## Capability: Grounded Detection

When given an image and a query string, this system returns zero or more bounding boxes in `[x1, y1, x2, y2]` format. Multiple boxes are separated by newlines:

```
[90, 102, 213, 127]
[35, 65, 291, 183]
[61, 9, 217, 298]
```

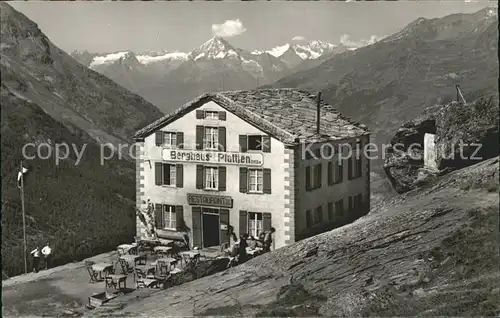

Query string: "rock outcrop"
[86, 157, 499, 317]
[384, 95, 498, 194]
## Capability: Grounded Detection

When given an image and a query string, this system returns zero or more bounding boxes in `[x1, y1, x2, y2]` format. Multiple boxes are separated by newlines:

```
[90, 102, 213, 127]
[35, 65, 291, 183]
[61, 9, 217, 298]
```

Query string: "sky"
[10, 1, 495, 54]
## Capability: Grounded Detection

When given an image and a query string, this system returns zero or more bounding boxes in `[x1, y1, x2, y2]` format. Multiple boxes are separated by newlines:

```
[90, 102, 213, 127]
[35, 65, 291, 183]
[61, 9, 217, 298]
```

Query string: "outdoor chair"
[105, 276, 117, 290]
[136, 253, 147, 265]
[136, 277, 158, 289]
[134, 267, 147, 279]
[86, 265, 99, 283]
[118, 258, 133, 274]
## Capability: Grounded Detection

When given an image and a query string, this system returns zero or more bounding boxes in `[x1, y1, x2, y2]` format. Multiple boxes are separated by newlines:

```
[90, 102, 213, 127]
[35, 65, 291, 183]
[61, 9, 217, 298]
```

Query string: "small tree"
[136, 199, 157, 239]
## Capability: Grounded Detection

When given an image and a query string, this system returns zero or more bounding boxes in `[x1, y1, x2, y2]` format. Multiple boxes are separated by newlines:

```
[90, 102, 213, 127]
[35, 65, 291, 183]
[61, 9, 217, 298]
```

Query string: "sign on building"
[162, 149, 263, 166]
[187, 193, 233, 208]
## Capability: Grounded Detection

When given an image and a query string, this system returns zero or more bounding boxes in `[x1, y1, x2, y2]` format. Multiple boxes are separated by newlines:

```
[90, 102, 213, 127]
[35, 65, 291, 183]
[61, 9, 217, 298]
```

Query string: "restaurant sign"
[187, 193, 233, 208]
[162, 149, 263, 167]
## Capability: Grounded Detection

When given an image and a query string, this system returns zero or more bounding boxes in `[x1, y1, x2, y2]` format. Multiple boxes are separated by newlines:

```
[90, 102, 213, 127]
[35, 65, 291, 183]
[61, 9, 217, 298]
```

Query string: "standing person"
[263, 228, 276, 253]
[41, 242, 52, 270]
[30, 246, 41, 273]
[238, 234, 249, 264]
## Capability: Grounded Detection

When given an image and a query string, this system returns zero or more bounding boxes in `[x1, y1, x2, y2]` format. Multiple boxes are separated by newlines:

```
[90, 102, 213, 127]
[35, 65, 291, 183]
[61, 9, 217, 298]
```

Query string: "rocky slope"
[87, 156, 499, 317]
[1, 2, 163, 146]
[71, 37, 351, 113]
[384, 94, 499, 193]
[0, 2, 162, 278]
[268, 7, 498, 174]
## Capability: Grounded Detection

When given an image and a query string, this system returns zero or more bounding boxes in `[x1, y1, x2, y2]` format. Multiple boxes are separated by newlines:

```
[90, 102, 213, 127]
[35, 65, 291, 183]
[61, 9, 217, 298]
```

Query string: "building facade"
[134, 89, 370, 249]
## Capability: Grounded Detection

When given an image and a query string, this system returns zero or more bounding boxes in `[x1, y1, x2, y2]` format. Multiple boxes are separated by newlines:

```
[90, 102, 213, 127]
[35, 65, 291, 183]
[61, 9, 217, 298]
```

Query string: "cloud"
[340, 34, 385, 48]
[212, 19, 246, 37]
[292, 35, 306, 41]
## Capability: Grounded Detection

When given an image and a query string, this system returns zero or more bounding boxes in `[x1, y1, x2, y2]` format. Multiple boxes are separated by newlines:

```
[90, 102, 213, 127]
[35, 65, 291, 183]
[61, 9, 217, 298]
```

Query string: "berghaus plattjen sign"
[162, 149, 263, 166]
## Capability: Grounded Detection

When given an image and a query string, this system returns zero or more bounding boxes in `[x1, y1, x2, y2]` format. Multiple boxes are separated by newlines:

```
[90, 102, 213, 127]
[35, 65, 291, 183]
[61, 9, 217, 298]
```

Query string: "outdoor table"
[92, 263, 114, 279]
[120, 254, 143, 267]
[158, 239, 174, 246]
[135, 264, 157, 277]
[246, 247, 263, 258]
[179, 251, 200, 267]
[106, 274, 127, 289]
[156, 257, 178, 275]
[118, 244, 137, 255]
[153, 246, 172, 256]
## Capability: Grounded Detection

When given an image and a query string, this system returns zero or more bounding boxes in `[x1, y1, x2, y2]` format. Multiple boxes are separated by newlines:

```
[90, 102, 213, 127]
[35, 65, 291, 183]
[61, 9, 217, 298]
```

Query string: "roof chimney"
[316, 92, 322, 134]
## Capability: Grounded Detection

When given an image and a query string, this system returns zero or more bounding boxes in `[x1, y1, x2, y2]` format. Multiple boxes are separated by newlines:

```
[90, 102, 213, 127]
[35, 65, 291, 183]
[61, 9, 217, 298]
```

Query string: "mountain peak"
[189, 36, 238, 61]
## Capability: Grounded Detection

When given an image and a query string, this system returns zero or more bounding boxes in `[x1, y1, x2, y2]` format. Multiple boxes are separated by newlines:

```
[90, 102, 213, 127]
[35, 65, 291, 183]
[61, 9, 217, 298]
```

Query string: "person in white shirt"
[30, 246, 41, 273]
[41, 243, 52, 270]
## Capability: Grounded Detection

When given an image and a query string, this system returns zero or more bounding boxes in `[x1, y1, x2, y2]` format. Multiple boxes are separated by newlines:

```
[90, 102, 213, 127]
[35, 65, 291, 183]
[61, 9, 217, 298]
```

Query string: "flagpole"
[20, 160, 27, 274]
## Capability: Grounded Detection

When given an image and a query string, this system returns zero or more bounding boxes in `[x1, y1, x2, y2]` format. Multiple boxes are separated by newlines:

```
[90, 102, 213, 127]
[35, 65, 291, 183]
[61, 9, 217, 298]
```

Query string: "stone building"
[134, 89, 370, 249]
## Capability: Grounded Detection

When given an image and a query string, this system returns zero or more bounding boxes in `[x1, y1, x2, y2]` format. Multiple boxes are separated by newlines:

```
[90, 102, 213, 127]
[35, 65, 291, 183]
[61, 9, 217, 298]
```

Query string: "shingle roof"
[134, 88, 369, 144]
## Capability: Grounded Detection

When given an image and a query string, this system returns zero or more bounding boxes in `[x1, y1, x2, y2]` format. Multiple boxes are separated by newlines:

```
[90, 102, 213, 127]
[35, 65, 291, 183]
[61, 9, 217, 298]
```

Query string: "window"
[163, 132, 177, 148]
[205, 167, 219, 190]
[162, 205, 176, 230]
[248, 169, 263, 193]
[314, 206, 323, 224]
[306, 164, 323, 191]
[248, 212, 263, 237]
[306, 210, 312, 228]
[204, 127, 219, 150]
[204, 111, 219, 120]
[335, 199, 344, 217]
[334, 161, 343, 184]
[349, 143, 363, 179]
[162, 164, 176, 186]
[248, 135, 262, 151]
[328, 202, 334, 221]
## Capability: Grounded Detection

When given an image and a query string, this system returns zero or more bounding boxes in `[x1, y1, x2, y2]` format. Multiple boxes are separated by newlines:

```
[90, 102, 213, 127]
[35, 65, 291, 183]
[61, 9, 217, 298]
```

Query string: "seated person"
[248, 236, 258, 250]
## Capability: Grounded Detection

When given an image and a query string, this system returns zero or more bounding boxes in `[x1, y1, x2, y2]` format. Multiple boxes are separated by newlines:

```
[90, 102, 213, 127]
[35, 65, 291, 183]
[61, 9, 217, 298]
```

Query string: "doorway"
[202, 208, 220, 248]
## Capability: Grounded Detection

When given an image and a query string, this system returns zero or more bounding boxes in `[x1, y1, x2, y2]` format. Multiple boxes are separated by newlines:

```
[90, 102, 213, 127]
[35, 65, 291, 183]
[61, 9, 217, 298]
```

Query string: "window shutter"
[239, 210, 248, 236]
[348, 157, 353, 180]
[175, 205, 184, 231]
[219, 167, 227, 191]
[357, 156, 363, 177]
[306, 210, 312, 228]
[195, 125, 204, 150]
[262, 135, 271, 153]
[155, 162, 163, 185]
[155, 132, 163, 146]
[155, 204, 163, 229]
[317, 206, 323, 223]
[196, 110, 205, 119]
[176, 164, 183, 188]
[219, 209, 230, 245]
[317, 164, 322, 188]
[192, 207, 202, 248]
[176, 132, 184, 149]
[263, 169, 271, 194]
[218, 127, 226, 152]
[239, 135, 248, 153]
[163, 164, 170, 186]
[196, 165, 204, 189]
[328, 162, 333, 185]
[338, 162, 344, 183]
[218, 111, 227, 121]
[305, 166, 311, 191]
[328, 202, 334, 220]
[263, 213, 272, 231]
[239, 167, 248, 193]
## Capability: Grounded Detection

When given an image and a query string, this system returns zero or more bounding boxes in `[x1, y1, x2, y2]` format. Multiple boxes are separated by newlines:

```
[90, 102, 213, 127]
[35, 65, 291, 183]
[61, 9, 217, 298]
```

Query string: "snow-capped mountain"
[70, 36, 348, 112]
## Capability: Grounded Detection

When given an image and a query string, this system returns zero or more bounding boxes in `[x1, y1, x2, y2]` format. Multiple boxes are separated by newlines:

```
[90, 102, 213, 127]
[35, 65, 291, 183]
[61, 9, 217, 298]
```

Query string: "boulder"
[384, 95, 498, 194]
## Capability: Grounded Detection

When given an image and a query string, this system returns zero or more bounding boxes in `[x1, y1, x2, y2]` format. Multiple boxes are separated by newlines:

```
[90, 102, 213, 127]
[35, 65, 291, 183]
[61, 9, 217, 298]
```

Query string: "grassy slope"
[1, 85, 136, 278]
